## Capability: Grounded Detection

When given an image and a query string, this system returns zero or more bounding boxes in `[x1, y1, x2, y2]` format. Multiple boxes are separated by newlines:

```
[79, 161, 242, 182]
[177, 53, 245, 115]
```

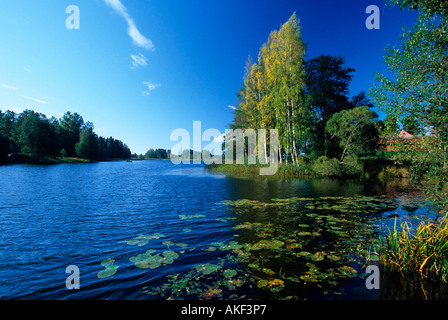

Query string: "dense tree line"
[0, 109, 131, 162]
[144, 148, 170, 159]
[230, 13, 380, 164]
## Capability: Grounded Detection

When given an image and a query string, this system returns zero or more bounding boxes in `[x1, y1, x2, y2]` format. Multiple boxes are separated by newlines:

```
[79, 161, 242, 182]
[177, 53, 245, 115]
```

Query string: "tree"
[59, 111, 84, 157]
[369, 0, 448, 210]
[370, 0, 448, 145]
[265, 13, 310, 164]
[75, 122, 98, 160]
[326, 106, 379, 161]
[402, 115, 423, 135]
[232, 13, 310, 164]
[16, 110, 59, 160]
[305, 55, 355, 158]
[350, 91, 375, 109]
[145, 148, 169, 159]
[0, 110, 19, 154]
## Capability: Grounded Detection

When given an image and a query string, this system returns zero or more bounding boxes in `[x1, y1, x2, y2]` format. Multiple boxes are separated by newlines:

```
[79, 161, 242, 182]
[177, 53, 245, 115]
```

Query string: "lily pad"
[97, 265, 118, 279]
[97, 259, 119, 279]
[262, 268, 276, 275]
[163, 250, 179, 260]
[223, 269, 237, 279]
[257, 279, 269, 288]
[194, 263, 222, 275]
[251, 239, 284, 250]
[179, 214, 206, 220]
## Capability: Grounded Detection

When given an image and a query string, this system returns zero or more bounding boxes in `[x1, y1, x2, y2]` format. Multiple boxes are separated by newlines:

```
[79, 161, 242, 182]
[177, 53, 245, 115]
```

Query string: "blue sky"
[0, 0, 418, 154]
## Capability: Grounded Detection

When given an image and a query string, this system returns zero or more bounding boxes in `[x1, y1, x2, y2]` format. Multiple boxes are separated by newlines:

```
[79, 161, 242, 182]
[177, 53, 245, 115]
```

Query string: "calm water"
[0, 160, 442, 300]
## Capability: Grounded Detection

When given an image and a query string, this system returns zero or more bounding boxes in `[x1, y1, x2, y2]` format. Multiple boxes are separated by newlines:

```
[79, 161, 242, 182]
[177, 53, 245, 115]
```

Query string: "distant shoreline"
[0, 154, 133, 166]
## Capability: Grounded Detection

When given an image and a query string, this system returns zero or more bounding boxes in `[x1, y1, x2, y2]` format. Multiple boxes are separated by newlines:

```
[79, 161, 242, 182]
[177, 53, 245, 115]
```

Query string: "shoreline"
[0, 154, 132, 166]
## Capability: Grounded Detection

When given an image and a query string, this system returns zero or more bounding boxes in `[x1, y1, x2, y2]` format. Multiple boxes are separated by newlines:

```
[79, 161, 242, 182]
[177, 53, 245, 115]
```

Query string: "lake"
[0, 160, 443, 300]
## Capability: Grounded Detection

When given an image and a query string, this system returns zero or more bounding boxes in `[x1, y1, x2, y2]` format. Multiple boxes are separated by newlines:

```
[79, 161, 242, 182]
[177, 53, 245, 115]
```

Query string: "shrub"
[378, 166, 409, 181]
[312, 156, 341, 176]
[341, 154, 363, 176]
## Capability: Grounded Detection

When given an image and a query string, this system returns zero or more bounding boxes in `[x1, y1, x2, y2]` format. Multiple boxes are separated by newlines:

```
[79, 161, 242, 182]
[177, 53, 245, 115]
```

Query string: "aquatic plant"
[124, 233, 165, 246]
[375, 214, 448, 283]
[97, 258, 119, 279]
[179, 213, 206, 220]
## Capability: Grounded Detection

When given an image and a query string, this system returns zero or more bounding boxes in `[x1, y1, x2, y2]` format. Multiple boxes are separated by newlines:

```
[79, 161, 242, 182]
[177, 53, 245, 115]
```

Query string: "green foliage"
[326, 106, 379, 161]
[232, 13, 311, 164]
[97, 258, 119, 279]
[311, 156, 341, 177]
[341, 154, 363, 176]
[59, 111, 84, 157]
[370, 0, 448, 145]
[145, 148, 169, 159]
[0, 109, 131, 163]
[305, 55, 356, 158]
[378, 166, 409, 181]
[75, 122, 98, 160]
[16, 110, 59, 160]
[374, 214, 448, 283]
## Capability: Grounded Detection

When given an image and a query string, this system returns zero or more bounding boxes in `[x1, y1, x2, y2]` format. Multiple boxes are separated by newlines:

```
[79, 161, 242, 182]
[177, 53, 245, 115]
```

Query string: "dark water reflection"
[0, 161, 444, 299]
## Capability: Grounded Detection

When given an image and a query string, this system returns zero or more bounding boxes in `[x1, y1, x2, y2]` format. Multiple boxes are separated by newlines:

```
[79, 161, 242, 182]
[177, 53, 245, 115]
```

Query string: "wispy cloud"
[131, 53, 148, 68]
[104, 0, 154, 50]
[0, 84, 17, 90]
[228, 105, 237, 110]
[23, 96, 47, 104]
[23, 66, 31, 72]
[142, 81, 160, 96]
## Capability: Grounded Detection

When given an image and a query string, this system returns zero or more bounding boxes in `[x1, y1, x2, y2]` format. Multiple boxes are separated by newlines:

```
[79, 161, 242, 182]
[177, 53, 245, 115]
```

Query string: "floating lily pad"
[310, 251, 325, 262]
[124, 233, 165, 246]
[233, 222, 254, 230]
[163, 250, 179, 260]
[194, 263, 222, 275]
[251, 239, 284, 250]
[262, 268, 276, 275]
[100, 258, 115, 267]
[257, 279, 269, 288]
[97, 265, 118, 279]
[223, 269, 237, 279]
[97, 259, 119, 279]
[179, 214, 206, 220]
[176, 243, 188, 248]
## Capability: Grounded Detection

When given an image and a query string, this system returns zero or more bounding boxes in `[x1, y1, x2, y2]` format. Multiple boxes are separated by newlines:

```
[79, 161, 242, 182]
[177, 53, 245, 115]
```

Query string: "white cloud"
[131, 53, 148, 68]
[0, 84, 17, 90]
[23, 96, 47, 104]
[228, 105, 237, 110]
[104, 0, 154, 50]
[142, 81, 160, 96]
[23, 66, 31, 72]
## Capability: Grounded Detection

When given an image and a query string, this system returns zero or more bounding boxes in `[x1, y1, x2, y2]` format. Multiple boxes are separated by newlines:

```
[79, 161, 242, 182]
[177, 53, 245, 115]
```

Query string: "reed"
[375, 214, 448, 283]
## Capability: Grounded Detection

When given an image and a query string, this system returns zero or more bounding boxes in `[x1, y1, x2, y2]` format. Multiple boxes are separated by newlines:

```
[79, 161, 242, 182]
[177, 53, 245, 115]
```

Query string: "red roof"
[398, 130, 413, 139]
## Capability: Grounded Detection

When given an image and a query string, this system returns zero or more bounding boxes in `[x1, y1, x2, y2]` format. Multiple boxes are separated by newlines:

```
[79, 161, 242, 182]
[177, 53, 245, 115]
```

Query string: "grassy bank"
[206, 154, 407, 181]
[370, 214, 448, 284]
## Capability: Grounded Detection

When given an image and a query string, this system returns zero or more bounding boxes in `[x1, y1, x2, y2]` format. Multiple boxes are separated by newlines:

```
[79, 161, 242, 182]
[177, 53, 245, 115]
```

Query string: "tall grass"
[375, 214, 448, 283]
